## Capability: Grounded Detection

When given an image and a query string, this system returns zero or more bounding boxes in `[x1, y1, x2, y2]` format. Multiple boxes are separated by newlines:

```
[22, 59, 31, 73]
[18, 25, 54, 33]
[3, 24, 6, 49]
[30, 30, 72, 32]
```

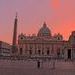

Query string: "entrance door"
[68, 49, 71, 59]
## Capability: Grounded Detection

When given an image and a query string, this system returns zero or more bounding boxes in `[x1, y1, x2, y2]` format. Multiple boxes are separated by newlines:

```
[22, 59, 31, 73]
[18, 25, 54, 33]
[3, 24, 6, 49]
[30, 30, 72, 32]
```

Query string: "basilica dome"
[37, 22, 51, 37]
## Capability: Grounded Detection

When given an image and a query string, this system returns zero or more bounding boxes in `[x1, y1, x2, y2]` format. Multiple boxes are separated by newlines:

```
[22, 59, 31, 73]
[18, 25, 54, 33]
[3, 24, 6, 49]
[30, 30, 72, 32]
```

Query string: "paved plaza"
[0, 60, 75, 75]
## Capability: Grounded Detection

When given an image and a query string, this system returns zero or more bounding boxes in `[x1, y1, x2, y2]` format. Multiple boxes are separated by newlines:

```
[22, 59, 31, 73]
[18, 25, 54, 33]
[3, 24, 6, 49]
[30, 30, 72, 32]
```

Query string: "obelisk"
[12, 13, 18, 55]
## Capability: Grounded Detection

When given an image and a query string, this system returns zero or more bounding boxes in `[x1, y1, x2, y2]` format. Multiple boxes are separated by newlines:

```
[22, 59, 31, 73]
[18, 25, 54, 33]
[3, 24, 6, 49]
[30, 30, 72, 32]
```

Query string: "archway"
[68, 49, 71, 59]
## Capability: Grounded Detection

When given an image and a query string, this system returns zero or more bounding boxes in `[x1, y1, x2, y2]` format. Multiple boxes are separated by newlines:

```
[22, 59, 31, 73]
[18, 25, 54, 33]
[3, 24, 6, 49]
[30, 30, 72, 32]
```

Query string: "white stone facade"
[0, 41, 11, 57]
[18, 22, 75, 60]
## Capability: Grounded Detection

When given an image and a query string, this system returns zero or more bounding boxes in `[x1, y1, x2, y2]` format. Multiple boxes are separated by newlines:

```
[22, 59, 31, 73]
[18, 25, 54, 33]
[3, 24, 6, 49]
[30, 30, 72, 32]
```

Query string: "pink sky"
[0, 0, 75, 44]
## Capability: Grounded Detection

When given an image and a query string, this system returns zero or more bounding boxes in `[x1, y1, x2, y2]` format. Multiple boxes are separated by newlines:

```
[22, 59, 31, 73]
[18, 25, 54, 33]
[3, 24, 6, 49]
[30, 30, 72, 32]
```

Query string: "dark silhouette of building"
[12, 13, 18, 55]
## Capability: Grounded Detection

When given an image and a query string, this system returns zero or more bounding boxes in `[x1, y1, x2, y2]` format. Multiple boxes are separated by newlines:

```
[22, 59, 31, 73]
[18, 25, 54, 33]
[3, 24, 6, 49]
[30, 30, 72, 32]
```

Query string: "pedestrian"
[37, 60, 40, 69]
[52, 59, 55, 69]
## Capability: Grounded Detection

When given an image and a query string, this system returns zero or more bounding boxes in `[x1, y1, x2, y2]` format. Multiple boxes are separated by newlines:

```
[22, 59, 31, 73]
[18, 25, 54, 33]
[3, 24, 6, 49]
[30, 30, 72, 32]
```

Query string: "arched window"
[29, 50, 32, 55]
[38, 50, 41, 55]
[20, 48, 23, 55]
[47, 50, 49, 55]
[21, 37, 23, 39]
[46, 47, 49, 55]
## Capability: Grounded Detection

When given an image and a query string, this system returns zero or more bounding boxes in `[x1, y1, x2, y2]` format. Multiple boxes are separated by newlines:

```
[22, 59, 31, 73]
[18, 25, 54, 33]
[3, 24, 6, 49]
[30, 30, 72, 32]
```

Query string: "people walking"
[37, 60, 40, 69]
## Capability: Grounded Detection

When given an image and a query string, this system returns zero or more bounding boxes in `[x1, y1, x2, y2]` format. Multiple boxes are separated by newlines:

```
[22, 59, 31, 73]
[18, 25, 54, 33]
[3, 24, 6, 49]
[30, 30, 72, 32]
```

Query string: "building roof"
[37, 22, 51, 37]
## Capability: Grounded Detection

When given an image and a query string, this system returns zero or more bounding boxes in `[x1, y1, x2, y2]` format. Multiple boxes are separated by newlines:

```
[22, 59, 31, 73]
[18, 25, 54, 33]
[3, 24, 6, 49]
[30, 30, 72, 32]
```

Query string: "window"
[29, 50, 32, 55]
[21, 37, 23, 40]
[46, 47, 49, 55]
[38, 50, 41, 55]
[58, 37, 60, 40]
[47, 50, 49, 55]
[20, 48, 23, 55]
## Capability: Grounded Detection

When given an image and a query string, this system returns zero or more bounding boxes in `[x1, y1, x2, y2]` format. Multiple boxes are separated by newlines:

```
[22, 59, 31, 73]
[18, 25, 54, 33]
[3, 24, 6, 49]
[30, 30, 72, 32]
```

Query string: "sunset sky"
[0, 0, 75, 44]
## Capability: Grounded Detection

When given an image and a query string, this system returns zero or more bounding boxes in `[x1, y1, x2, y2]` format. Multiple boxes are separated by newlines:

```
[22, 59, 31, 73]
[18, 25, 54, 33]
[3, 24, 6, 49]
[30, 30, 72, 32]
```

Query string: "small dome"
[37, 22, 51, 37]
[53, 33, 63, 40]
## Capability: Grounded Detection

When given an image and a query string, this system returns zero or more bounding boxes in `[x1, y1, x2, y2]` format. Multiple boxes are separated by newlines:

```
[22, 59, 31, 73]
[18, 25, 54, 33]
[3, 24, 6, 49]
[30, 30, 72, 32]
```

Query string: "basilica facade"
[18, 22, 75, 60]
